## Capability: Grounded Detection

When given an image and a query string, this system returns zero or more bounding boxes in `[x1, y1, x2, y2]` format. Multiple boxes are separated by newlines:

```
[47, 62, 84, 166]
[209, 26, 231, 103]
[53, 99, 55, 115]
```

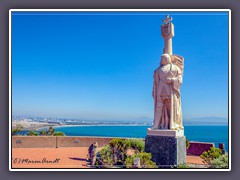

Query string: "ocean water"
[54, 125, 229, 152]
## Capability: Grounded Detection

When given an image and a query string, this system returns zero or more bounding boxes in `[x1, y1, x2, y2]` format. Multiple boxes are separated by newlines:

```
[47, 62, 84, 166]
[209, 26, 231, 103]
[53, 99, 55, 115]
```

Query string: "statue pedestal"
[147, 128, 184, 137]
[145, 128, 186, 167]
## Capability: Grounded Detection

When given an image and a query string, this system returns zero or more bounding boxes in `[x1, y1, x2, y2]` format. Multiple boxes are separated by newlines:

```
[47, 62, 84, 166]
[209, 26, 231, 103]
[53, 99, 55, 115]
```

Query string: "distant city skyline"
[11, 11, 229, 121]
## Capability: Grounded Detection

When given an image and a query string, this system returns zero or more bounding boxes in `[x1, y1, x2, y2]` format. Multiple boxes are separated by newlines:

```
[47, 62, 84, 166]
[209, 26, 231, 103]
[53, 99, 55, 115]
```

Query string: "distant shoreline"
[12, 122, 153, 131]
[12, 123, 229, 131]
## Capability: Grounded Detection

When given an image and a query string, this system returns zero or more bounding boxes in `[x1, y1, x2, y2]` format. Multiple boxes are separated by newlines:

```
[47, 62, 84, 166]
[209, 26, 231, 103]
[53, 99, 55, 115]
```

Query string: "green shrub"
[47, 126, 55, 135]
[12, 128, 21, 136]
[129, 139, 145, 153]
[186, 138, 190, 149]
[53, 131, 66, 136]
[109, 138, 131, 163]
[177, 163, 191, 168]
[210, 154, 228, 168]
[200, 147, 222, 164]
[40, 130, 47, 136]
[12, 124, 24, 136]
[125, 152, 157, 168]
[99, 145, 114, 166]
[28, 130, 39, 136]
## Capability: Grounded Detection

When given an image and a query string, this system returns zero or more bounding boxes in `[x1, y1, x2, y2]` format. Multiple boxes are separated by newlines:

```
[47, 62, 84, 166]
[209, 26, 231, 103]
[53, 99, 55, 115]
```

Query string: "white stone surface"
[147, 128, 184, 137]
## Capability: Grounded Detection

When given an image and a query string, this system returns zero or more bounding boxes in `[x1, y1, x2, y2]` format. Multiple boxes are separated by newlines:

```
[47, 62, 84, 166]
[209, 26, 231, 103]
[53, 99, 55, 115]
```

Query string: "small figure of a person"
[88, 142, 98, 166]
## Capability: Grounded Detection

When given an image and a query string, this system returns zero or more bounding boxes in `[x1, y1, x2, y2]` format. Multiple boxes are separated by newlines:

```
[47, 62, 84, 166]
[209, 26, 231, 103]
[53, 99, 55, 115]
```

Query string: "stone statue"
[150, 15, 184, 131]
[145, 15, 186, 167]
[151, 53, 184, 130]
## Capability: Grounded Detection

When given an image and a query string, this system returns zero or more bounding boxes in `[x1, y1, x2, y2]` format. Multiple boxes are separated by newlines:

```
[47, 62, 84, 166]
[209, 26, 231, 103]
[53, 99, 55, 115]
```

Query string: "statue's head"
[160, 53, 171, 66]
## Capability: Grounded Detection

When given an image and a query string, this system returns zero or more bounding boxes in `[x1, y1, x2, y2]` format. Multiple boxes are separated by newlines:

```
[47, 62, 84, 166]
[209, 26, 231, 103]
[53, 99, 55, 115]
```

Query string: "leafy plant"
[129, 139, 145, 153]
[186, 138, 190, 149]
[12, 124, 24, 136]
[12, 128, 21, 136]
[210, 153, 228, 168]
[47, 126, 55, 136]
[53, 131, 66, 136]
[200, 147, 222, 164]
[28, 130, 39, 136]
[99, 145, 114, 166]
[177, 163, 191, 168]
[125, 152, 157, 168]
[109, 138, 131, 163]
[40, 129, 47, 136]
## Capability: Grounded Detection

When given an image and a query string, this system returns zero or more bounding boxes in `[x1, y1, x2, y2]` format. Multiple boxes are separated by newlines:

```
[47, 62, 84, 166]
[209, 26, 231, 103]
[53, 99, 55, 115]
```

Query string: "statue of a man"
[152, 53, 183, 130]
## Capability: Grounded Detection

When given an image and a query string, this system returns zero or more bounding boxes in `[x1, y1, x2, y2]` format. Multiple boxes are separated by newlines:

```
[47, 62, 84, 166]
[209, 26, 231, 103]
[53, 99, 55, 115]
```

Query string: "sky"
[11, 11, 229, 121]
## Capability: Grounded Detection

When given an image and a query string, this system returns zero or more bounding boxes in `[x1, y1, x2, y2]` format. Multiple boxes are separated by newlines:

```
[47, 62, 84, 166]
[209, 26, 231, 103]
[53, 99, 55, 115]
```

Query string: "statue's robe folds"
[152, 63, 183, 130]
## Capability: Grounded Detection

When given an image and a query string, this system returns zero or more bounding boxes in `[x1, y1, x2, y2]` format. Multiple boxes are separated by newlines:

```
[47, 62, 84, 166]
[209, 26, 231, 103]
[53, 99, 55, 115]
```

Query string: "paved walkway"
[12, 147, 205, 169]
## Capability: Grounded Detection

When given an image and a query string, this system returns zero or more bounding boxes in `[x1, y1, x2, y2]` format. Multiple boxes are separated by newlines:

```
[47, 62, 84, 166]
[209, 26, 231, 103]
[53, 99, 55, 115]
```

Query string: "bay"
[54, 125, 229, 151]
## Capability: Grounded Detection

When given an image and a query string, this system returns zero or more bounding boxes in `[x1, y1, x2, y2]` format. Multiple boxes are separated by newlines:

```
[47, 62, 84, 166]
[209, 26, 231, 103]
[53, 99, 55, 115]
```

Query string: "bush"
[200, 147, 222, 164]
[125, 152, 157, 168]
[28, 130, 39, 136]
[12, 128, 21, 136]
[53, 131, 66, 136]
[47, 126, 55, 136]
[129, 139, 145, 153]
[98, 138, 155, 168]
[12, 124, 24, 136]
[99, 145, 114, 166]
[177, 163, 191, 168]
[186, 138, 190, 149]
[210, 154, 228, 168]
[40, 130, 47, 136]
[109, 138, 131, 163]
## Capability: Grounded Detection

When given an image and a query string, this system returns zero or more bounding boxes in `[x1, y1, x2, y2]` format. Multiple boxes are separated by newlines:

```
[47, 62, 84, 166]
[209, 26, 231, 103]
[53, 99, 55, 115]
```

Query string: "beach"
[12, 120, 61, 130]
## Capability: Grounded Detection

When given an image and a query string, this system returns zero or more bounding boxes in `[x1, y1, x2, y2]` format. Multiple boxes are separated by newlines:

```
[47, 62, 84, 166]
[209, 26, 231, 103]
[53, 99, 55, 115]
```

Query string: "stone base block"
[145, 135, 186, 167]
[147, 128, 184, 137]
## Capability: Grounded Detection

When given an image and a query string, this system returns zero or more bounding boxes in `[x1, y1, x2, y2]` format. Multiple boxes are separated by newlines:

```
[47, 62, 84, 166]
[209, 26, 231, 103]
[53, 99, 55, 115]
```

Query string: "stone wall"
[56, 136, 113, 148]
[12, 136, 57, 148]
[12, 136, 144, 148]
[12, 136, 114, 148]
[187, 142, 215, 156]
[12, 136, 214, 156]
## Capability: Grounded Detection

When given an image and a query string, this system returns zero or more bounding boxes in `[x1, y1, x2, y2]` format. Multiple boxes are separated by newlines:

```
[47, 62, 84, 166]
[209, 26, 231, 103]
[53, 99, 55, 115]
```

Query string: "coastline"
[12, 123, 229, 131]
[12, 121, 153, 131]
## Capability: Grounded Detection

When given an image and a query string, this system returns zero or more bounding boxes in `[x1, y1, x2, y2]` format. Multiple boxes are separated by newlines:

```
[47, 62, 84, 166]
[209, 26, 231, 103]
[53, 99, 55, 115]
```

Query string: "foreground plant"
[98, 138, 147, 168]
[200, 147, 228, 168]
[210, 154, 228, 168]
[200, 147, 222, 164]
[125, 152, 157, 168]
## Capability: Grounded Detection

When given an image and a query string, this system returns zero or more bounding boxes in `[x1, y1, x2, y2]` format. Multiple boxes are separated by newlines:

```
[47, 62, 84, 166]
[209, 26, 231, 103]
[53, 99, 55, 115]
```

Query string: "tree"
[47, 126, 55, 136]
[12, 123, 24, 136]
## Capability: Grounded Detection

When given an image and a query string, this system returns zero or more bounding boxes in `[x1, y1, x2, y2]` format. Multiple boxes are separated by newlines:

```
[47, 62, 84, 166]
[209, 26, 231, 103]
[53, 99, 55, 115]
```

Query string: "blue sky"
[12, 11, 229, 120]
